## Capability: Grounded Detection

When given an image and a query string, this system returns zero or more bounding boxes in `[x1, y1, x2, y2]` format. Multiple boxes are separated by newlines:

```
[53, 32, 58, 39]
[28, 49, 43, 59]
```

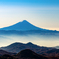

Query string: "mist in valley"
[0, 34, 59, 47]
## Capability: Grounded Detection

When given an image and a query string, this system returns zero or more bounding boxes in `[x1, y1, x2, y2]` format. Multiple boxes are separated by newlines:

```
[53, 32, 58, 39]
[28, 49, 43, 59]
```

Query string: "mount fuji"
[0, 20, 45, 31]
[0, 20, 59, 35]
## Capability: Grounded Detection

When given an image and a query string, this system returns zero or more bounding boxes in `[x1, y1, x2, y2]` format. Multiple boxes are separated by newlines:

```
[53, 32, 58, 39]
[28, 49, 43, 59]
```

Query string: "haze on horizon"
[0, 0, 59, 31]
[0, 34, 59, 47]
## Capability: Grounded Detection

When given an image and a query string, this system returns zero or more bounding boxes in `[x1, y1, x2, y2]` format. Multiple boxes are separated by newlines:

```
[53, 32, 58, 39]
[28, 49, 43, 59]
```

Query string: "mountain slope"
[0, 49, 16, 56]
[43, 49, 59, 57]
[0, 20, 43, 31]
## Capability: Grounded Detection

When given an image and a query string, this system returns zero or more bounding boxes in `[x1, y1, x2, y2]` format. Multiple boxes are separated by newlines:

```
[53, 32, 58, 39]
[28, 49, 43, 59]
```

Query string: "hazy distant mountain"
[0, 28, 59, 35]
[43, 49, 59, 57]
[0, 20, 44, 31]
[55, 46, 59, 49]
[1, 42, 53, 54]
[0, 20, 59, 35]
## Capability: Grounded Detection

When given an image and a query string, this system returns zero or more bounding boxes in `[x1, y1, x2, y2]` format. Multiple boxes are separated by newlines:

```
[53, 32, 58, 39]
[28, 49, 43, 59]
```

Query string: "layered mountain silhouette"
[0, 20, 44, 31]
[0, 42, 59, 59]
[0, 49, 59, 59]
[42, 49, 59, 57]
[0, 49, 51, 59]
[2, 42, 59, 57]
[1, 42, 54, 54]
[15, 49, 59, 59]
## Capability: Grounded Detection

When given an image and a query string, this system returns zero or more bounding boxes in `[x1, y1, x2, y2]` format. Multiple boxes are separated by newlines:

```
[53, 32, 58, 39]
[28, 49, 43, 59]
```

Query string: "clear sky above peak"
[0, 0, 59, 30]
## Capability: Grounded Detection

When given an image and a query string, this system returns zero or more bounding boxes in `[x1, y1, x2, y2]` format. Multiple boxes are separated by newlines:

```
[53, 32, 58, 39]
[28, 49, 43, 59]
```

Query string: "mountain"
[55, 46, 59, 49]
[1, 42, 53, 54]
[16, 49, 48, 59]
[0, 20, 44, 31]
[0, 49, 16, 56]
[0, 49, 59, 59]
[47, 49, 59, 54]
[42, 49, 59, 57]
[0, 20, 59, 35]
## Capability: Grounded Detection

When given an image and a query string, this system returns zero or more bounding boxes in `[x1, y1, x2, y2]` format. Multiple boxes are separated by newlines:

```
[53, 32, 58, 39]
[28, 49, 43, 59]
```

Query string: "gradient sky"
[0, 0, 59, 30]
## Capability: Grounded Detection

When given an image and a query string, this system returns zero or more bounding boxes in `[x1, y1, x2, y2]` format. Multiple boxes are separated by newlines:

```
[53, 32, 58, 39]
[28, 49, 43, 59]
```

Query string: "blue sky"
[0, 0, 59, 30]
[0, 0, 59, 6]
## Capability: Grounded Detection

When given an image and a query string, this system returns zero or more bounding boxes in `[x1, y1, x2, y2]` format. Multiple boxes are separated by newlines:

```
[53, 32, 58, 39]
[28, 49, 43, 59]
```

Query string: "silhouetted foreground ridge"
[0, 49, 59, 59]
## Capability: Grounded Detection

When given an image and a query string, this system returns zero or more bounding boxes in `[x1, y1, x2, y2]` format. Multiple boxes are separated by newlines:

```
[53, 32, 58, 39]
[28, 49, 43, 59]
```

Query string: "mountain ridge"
[1, 42, 53, 54]
[1, 42, 59, 57]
